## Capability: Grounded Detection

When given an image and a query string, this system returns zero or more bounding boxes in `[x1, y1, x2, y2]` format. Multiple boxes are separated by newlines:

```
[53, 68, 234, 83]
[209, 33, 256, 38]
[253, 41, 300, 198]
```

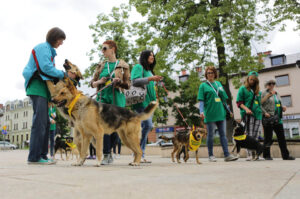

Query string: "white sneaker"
[115, 154, 120, 159]
[209, 156, 217, 162]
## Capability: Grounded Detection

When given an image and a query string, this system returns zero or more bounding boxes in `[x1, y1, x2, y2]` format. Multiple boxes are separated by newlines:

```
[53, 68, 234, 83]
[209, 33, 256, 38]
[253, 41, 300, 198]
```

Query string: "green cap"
[248, 71, 258, 77]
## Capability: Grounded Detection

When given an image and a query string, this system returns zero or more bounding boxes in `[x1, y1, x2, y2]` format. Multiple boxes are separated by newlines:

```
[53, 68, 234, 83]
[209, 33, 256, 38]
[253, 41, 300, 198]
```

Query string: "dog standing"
[51, 79, 158, 166]
[232, 121, 264, 160]
[160, 128, 207, 164]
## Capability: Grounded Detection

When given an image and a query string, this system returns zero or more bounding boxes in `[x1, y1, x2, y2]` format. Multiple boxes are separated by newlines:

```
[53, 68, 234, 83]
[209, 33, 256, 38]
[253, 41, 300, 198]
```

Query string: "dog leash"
[157, 81, 191, 130]
[90, 82, 114, 98]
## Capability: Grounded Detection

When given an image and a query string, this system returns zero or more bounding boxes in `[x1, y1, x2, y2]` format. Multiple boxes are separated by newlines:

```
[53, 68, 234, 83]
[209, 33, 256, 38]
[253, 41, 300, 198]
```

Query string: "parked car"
[147, 139, 173, 147]
[0, 141, 17, 150]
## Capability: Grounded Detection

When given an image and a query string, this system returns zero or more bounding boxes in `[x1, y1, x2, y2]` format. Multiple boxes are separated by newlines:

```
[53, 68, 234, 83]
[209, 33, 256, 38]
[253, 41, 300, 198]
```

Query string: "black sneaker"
[264, 157, 273, 160]
[283, 156, 295, 160]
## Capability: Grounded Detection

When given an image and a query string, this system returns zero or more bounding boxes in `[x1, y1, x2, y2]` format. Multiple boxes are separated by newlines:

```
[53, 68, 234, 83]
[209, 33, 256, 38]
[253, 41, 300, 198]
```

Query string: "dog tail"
[137, 100, 159, 121]
[159, 135, 173, 142]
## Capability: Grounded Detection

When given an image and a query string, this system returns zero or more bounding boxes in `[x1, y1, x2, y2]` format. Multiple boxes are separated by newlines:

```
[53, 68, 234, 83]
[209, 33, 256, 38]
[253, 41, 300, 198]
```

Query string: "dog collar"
[68, 93, 82, 117]
[189, 132, 202, 151]
[234, 135, 247, 141]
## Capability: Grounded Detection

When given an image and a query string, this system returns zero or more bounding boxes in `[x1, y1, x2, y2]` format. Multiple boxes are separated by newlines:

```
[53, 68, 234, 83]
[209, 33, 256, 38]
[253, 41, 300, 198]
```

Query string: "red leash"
[158, 81, 191, 130]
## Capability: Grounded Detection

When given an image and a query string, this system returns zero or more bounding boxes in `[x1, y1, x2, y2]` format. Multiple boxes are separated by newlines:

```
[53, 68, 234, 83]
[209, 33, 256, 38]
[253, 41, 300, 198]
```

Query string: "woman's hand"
[112, 78, 121, 83]
[200, 113, 205, 120]
[264, 113, 270, 118]
[282, 106, 287, 112]
[269, 90, 276, 97]
[92, 77, 107, 87]
[148, 75, 163, 82]
[50, 120, 56, 124]
[245, 108, 253, 115]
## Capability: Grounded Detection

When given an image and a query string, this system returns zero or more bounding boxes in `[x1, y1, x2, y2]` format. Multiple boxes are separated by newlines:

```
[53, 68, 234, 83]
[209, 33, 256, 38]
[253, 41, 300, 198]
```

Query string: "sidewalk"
[0, 150, 299, 199]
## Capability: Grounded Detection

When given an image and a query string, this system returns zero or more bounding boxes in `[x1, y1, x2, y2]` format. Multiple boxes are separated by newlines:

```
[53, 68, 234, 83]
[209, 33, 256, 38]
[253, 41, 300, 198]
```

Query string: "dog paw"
[129, 162, 140, 166]
[197, 161, 202, 164]
[95, 162, 101, 167]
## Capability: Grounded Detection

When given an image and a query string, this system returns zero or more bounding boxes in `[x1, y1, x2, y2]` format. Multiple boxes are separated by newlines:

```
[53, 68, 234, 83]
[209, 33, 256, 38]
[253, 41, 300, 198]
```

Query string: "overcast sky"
[0, 0, 299, 104]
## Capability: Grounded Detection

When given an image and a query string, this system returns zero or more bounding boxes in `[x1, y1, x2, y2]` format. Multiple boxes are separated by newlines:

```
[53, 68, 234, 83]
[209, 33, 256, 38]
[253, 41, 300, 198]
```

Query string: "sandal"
[141, 159, 152, 163]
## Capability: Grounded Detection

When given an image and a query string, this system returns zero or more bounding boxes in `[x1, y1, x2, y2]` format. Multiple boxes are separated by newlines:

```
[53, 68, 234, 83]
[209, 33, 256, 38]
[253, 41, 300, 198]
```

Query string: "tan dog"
[159, 128, 207, 164]
[51, 80, 158, 166]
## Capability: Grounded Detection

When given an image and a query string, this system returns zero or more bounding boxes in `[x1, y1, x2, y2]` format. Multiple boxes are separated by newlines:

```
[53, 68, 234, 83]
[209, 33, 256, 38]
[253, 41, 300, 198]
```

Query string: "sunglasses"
[102, 46, 111, 51]
[207, 72, 214, 75]
[268, 82, 276, 86]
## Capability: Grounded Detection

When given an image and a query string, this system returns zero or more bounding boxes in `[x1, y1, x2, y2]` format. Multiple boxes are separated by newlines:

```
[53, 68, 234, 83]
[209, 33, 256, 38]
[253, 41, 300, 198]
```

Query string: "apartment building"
[1, 98, 33, 148]
[229, 51, 300, 138]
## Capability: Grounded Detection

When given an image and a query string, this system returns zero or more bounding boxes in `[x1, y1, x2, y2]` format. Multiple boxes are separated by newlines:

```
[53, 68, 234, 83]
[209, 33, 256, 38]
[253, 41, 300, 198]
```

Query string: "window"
[281, 95, 292, 107]
[26, 134, 29, 140]
[275, 75, 289, 86]
[17, 135, 19, 142]
[292, 128, 299, 137]
[271, 55, 285, 66]
[12, 136, 14, 142]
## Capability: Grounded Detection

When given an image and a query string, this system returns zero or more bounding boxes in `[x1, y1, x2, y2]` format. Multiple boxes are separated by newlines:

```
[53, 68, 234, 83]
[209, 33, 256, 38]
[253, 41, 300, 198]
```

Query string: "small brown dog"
[159, 127, 207, 164]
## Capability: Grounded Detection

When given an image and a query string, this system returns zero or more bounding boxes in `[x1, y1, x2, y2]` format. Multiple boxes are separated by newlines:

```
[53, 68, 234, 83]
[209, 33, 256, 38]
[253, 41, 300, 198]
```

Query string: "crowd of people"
[22, 27, 295, 165]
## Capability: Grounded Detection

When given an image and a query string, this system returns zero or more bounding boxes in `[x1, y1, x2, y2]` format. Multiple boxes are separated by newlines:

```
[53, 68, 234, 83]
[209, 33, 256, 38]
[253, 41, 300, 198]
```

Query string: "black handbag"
[262, 114, 280, 126]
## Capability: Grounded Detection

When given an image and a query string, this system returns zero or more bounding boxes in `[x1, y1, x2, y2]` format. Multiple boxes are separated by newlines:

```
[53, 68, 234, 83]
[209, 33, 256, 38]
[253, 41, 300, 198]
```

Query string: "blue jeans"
[206, 120, 229, 157]
[28, 95, 50, 162]
[49, 129, 56, 156]
[135, 107, 153, 158]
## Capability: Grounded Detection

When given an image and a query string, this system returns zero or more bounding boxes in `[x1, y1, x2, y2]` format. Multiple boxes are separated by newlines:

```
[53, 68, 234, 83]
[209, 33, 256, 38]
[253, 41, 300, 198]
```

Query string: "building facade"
[0, 98, 33, 148]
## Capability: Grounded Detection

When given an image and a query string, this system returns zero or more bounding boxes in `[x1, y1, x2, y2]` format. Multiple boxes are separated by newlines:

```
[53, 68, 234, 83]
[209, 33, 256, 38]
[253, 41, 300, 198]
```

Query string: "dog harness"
[233, 135, 247, 141]
[66, 141, 77, 149]
[68, 93, 82, 117]
[188, 132, 202, 151]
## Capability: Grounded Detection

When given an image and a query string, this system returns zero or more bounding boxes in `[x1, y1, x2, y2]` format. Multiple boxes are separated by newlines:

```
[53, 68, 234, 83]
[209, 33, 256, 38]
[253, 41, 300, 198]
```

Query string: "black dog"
[54, 135, 73, 160]
[232, 121, 264, 160]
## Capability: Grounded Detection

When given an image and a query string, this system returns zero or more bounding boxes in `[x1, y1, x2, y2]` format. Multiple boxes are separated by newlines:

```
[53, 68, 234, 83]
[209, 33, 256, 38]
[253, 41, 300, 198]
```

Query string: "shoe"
[28, 158, 54, 165]
[86, 156, 93, 160]
[101, 154, 110, 165]
[283, 156, 295, 160]
[264, 157, 273, 160]
[208, 156, 217, 162]
[48, 158, 57, 164]
[224, 154, 238, 162]
[92, 155, 96, 159]
[115, 154, 121, 159]
[108, 154, 114, 164]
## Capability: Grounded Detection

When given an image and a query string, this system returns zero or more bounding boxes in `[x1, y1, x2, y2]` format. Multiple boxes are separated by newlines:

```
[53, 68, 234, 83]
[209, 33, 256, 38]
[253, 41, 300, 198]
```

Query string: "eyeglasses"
[268, 82, 276, 86]
[206, 72, 214, 75]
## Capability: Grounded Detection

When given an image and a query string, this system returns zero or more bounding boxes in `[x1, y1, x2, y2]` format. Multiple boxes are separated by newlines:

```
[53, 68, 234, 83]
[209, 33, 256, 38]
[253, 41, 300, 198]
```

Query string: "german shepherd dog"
[51, 79, 158, 166]
[46, 59, 84, 155]
[232, 121, 264, 160]
[159, 128, 207, 164]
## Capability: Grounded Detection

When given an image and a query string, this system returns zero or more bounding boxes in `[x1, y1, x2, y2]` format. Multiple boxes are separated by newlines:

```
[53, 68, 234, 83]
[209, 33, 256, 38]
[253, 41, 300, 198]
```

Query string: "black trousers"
[263, 123, 289, 159]
[89, 143, 96, 156]
[103, 132, 119, 154]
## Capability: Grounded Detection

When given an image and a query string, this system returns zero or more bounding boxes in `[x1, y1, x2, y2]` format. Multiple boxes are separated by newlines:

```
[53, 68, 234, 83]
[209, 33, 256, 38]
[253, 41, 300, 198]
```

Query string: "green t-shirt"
[49, 106, 56, 131]
[131, 64, 157, 109]
[274, 95, 283, 124]
[96, 61, 125, 107]
[236, 85, 262, 120]
[26, 76, 50, 100]
[197, 81, 228, 123]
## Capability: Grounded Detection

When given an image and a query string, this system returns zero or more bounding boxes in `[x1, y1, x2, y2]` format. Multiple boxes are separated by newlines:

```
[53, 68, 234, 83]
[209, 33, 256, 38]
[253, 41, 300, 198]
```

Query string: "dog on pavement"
[51, 79, 158, 166]
[159, 127, 207, 164]
[232, 121, 264, 160]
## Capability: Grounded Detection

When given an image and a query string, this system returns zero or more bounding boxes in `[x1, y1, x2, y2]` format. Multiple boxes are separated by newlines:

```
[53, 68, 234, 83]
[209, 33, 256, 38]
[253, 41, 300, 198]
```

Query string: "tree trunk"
[212, 0, 234, 142]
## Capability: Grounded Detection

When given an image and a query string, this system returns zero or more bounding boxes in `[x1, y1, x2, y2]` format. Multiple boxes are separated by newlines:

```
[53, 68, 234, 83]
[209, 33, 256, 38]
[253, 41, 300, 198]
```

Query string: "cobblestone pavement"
[0, 150, 299, 199]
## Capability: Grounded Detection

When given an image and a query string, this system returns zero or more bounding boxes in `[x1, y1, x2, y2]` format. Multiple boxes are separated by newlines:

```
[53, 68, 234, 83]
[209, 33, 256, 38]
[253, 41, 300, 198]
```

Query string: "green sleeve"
[197, 83, 204, 101]
[131, 64, 143, 80]
[236, 86, 244, 103]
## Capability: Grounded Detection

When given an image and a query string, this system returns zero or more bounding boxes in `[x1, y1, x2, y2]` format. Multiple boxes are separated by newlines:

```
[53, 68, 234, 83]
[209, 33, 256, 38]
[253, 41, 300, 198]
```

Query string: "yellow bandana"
[189, 132, 202, 151]
[68, 94, 81, 117]
[233, 135, 247, 141]
[66, 141, 77, 149]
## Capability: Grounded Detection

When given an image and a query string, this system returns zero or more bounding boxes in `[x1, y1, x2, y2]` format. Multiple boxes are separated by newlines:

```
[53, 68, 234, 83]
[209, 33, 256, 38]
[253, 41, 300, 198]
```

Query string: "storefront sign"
[155, 127, 174, 133]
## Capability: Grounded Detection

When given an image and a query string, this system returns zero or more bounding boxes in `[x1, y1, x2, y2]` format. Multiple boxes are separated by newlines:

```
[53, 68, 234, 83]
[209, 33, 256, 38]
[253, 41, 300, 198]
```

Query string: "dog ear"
[65, 78, 77, 94]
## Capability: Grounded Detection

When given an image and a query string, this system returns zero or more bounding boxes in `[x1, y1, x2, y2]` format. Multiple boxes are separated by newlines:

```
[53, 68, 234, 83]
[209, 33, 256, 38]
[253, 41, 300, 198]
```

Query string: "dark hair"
[46, 27, 66, 47]
[205, 66, 218, 79]
[103, 40, 118, 54]
[139, 50, 156, 74]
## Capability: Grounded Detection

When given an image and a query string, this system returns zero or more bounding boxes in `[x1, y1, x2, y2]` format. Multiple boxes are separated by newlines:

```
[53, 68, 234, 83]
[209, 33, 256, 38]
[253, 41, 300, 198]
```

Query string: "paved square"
[0, 150, 299, 199]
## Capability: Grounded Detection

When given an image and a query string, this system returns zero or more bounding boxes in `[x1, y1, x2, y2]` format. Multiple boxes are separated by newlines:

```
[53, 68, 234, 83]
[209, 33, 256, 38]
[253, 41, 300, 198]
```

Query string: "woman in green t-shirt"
[131, 50, 163, 163]
[90, 40, 130, 165]
[198, 66, 237, 162]
[236, 71, 262, 160]
[261, 79, 295, 160]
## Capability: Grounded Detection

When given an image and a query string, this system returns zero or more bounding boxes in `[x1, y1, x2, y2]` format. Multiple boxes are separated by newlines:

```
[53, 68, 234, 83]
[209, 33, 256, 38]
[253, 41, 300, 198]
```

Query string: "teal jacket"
[22, 42, 64, 89]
